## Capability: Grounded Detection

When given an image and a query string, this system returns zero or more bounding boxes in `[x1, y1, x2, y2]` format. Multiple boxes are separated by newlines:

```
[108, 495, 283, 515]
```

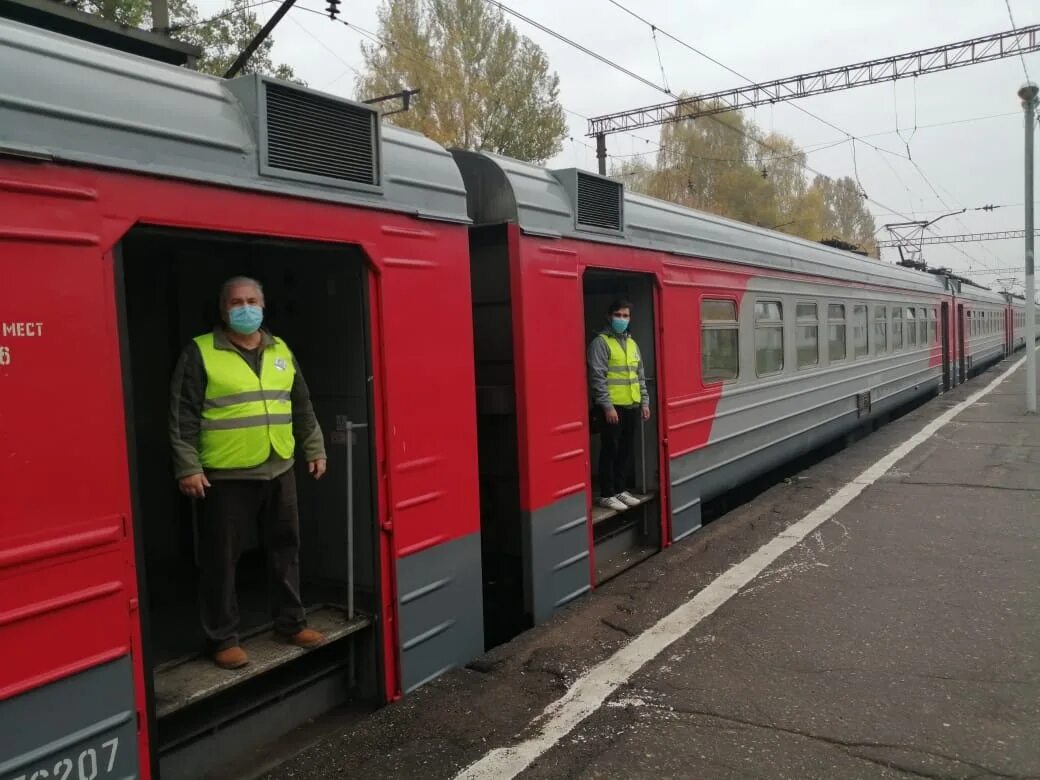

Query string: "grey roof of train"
[454, 149, 1006, 305]
[0, 19, 468, 223]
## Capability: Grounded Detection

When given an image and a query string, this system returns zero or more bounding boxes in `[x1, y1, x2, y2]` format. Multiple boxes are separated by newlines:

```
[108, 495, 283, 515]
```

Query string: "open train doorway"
[115, 227, 380, 777]
[582, 269, 662, 582]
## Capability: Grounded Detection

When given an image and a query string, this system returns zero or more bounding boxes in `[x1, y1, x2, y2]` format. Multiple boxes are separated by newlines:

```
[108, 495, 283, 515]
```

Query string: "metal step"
[591, 491, 655, 526]
[153, 606, 371, 719]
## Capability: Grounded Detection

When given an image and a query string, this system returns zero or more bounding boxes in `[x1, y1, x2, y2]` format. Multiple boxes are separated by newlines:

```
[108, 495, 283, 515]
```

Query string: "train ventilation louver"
[262, 82, 379, 187]
[576, 172, 623, 232]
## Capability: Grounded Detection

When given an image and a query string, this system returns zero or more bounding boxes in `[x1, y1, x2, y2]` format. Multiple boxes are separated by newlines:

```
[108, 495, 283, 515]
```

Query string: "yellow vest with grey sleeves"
[600, 333, 641, 407]
[194, 333, 296, 469]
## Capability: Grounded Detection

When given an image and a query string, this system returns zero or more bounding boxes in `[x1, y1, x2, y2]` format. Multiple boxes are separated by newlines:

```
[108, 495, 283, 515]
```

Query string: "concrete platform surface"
[264, 356, 1039, 780]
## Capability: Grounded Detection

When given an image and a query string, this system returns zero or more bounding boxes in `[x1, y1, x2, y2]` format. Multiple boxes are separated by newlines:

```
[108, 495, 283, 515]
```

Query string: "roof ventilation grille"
[576, 171, 622, 232]
[262, 81, 379, 187]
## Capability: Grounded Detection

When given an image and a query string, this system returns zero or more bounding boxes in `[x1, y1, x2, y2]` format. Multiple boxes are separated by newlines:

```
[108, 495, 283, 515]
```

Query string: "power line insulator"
[326, 0, 340, 20]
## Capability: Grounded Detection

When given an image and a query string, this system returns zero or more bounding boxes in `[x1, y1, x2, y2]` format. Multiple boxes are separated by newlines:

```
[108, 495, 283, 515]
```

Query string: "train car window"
[852, 304, 868, 359]
[929, 308, 938, 344]
[701, 298, 739, 382]
[828, 303, 846, 362]
[875, 305, 888, 354]
[892, 307, 903, 350]
[796, 302, 819, 368]
[906, 308, 917, 348]
[754, 300, 784, 376]
[917, 307, 927, 345]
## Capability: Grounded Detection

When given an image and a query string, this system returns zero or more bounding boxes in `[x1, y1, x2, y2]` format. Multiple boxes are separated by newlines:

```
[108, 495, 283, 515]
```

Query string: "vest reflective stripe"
[202, 389, 291, 410]
[194, 333, 296, 469]
[600, 333, 641, 406]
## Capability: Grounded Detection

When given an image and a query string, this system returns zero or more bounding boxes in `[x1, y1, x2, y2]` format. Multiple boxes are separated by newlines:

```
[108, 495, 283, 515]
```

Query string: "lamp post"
[1018, 81, 1038, 414]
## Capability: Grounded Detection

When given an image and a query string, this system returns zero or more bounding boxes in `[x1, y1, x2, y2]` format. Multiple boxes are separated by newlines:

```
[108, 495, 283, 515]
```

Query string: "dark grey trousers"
[598, 405, 640, 497]
[198, 469, 306, 652]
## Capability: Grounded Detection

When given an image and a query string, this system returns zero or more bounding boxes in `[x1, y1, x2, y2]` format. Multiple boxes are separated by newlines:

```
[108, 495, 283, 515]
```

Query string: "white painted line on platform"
[456, 354, 1031, 780]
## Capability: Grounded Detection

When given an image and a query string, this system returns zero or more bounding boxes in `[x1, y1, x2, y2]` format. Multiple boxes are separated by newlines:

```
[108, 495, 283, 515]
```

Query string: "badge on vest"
[274, 358, 288, 371]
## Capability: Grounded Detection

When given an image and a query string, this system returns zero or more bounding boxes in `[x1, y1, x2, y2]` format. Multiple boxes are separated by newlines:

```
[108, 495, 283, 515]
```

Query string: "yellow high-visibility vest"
[600, 333, 641, 407]
[194, 332, 296, 469]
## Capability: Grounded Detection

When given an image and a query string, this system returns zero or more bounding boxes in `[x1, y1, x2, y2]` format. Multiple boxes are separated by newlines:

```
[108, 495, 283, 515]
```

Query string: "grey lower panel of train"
[0, 656, 138, 780]
[671, 364, 946, 542]
[523, 490, 592, 624]
[397, 532, 485, 694]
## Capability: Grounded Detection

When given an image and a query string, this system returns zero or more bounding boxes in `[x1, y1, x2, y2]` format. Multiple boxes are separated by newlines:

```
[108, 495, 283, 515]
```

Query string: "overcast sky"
[196, 0, 1039, 291]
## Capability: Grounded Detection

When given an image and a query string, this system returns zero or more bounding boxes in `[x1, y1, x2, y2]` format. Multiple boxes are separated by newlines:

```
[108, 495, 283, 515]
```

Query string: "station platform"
[265, 355, 1039, 780]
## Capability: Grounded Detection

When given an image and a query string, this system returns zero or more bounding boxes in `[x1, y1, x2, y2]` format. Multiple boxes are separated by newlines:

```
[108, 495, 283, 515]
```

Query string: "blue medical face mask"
[228, 304, 263, 335]
[611, 316, 630, 334]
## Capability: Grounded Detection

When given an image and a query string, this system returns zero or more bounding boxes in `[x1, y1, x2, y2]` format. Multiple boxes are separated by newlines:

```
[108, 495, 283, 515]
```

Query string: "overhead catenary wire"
[170, 0, 277, 32]
[1004, 0, 1032, 82]
[601, 0, 918, 164]
[482, 0, 667, 95]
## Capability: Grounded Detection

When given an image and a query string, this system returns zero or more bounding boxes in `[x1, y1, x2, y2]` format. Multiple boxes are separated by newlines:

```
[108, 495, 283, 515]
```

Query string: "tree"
[76, 0, 298, 80]
[811, 175, 877, 254]
[357, 0, 567, 163]
[615, 96, 877, 255]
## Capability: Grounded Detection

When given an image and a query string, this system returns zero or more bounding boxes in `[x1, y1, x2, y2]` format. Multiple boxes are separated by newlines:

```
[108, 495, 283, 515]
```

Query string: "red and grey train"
[0, 19, 1030, 779]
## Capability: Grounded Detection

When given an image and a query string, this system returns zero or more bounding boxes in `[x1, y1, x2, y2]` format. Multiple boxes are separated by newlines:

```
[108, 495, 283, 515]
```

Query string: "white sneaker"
[617, 491, 641, 507]
[597, 496, 627, 512]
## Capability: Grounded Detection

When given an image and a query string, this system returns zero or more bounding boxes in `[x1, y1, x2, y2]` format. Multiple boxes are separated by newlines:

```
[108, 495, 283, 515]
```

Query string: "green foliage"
[358, 0, 567, 163]
[77, 0, 299, 80]
[616, 96, 877, 255]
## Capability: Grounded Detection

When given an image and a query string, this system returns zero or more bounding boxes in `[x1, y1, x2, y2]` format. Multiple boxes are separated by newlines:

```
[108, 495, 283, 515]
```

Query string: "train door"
[957, 303, 967, 384]
[1005, 307, 1013, 357]
[582, 270, 663, 583]
[941, 301, 952, 390]
[115, 227, 380, 778]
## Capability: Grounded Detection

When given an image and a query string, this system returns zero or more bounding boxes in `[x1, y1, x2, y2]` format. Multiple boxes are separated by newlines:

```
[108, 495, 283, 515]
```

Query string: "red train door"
[941, 301, 952, 391]
[957, 303, 967, 383]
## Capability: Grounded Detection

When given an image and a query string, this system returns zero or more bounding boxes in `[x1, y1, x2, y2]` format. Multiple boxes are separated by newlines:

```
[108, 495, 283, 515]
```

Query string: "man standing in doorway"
[169, 276, 328, 670]
[588, 299, 651, 512]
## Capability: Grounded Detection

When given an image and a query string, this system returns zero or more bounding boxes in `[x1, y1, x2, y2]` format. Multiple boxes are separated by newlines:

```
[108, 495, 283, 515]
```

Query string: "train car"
[1007, 294, 1028, 354]
[0, 20, 483, 779]
[452, 150, 1001, 636]
[954, 284, 1010, 379]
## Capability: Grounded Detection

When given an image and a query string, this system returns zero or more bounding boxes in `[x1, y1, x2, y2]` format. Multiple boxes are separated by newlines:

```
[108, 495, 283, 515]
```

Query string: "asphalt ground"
[263, 355, 1039, 780]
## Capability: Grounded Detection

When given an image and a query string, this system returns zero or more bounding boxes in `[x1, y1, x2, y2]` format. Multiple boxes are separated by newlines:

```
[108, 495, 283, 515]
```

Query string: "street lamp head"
[1018, 81, 1039, 103]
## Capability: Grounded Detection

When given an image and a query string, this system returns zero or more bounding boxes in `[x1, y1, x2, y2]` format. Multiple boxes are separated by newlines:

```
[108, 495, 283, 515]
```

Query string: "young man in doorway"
[587, 299, 651, 512]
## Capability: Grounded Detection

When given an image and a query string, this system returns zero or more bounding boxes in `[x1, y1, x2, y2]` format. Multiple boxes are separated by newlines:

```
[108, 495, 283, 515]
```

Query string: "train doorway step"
[591, 491, 655, 525]
[153, 605, 370, 718]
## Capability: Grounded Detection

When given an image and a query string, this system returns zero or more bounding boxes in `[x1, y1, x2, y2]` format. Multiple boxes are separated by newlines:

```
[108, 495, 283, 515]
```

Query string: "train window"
[851, 305, 868, 359]
[906, 308, 917, 347]
[701, 298, 739, 382]
[827, 303, 846, 362]
[892, 307, 903, 350]
[875, 306, 887, 354]
[754, 300, 784, 376]
[917, 308, 927, 345]
[929, 308, 937, 344]
[796, 302, 819, 368]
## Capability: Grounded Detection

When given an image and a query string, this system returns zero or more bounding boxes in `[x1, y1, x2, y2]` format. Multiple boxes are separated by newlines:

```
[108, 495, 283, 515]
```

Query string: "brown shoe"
[289, 628, 326, 649]
[213, 646, 249, 669]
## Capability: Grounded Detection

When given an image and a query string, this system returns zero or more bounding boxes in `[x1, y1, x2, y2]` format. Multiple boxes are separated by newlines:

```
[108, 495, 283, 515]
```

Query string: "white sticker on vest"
[274, 358, 287, 371]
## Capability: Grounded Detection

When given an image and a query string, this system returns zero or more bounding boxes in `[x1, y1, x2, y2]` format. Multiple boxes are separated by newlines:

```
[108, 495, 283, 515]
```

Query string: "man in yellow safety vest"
[169, 276, 328, 670]
[587, 299, 651, 513]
